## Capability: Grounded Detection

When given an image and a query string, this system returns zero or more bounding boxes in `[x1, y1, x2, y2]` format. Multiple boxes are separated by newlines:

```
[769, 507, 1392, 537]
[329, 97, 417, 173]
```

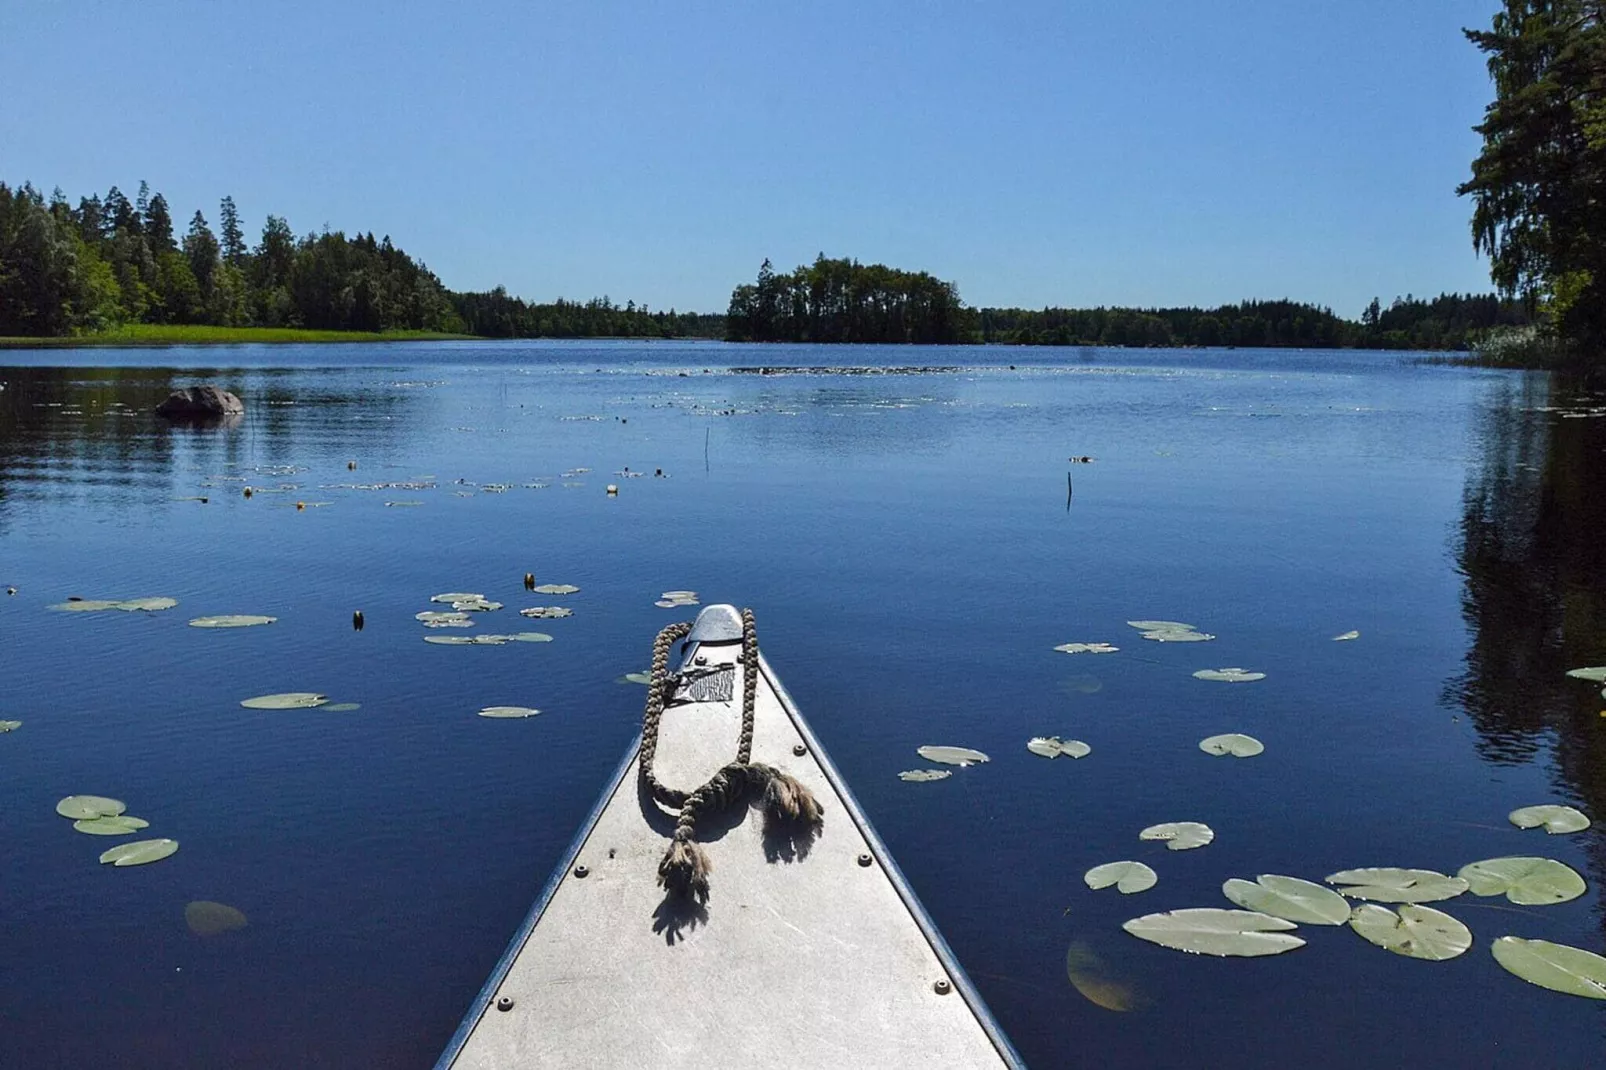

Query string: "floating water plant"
[115, 597, 179, 612]
[1193, 668, 1266, 682]
[1054, 643, 1118, 654]
[1126, 620, 1195, 632]
[48, 597, 177, 612]
[521, 607, 574, 619]
[1084, 861, 1157, 894]
[1458, 857, 1587, 905]
[1333, 630, 1361, 641]
[616, 672, 652, 685]
[189, 615, 277, 628]
[658, 590, 700, 608]
[240, 692, 329, 709]
[1222, 875, 1349, 925]
[424, 632, 552, 646]
[450, 598, 502, 612]
[1324, 867, 1469, 903]
[898, 770, 953, 782]
[1199, 733, 1264, 757]
[430, 592, 484, 604]
[478, 706, 541, 719]
[56, 795, 126, 819]
[417, 610, 474, 627]
[1027, 737, 1091, 759]
[73, 815, 151, 836]
[916, 745, 990, 766]
[532, 584, 580, 595]
[322, 703, 362, 712]
[1563, 667, 1606, 682]
[1122, 908, 1304, 957]
[99, 839, 178, 867]
[1509, 805, 1591, 834]
[186, 901, 248, 936]
[1491, 937, 1606, 999]
[0, 720, 20, 732]
[1139, 822, 1214, 850]
[1349, 903, 1472, 960]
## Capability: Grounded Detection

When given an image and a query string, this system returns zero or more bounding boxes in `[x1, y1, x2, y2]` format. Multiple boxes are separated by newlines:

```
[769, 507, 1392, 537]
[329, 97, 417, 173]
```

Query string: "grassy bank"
[0, 324, 476, 348]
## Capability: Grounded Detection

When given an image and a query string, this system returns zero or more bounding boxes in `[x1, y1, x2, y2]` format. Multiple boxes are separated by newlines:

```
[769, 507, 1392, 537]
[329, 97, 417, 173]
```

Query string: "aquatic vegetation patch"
[916, 745, 990, 767]
[48, 597, 177, 612]
[1027, 736, 1091, 759]
[1222, 875, 1349, 925]
[0, 719, 20, 732]
[478, 706, 541, 719]
[1458, 857, 1586, 905]
[1084, 861, 1157, 894]
[898, 769, 954, 782]
[1563, 666, 1606, 682]
[1491, 937, 1606, 999]
[1333, 630, 1361, 641]
[1199, 733, 1264, 757]
[1054, 642, 1118, 654]
[1324, 867, 1469, 903]
[521, 606, 573, 619]
[1139, 822, 1214, 850]
[189, 615, 277, 628]
[1349, 904, 1472, 960]
[532, 584, 580, 595]
[616, 672, 652, 685]
[73, 815, 151, 836]
[240, 692, 329, 709]
[99, 839, 178, 867]
[1122, 908, 1304, 957]
[56, 795, 126, 819]
[1193, 667, 1266, 682]
[1508, 805, 1591, 834]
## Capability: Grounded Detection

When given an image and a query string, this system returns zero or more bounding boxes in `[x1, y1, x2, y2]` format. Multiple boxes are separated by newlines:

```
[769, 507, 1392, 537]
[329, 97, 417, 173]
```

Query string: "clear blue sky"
[1, 0, 1504, 316]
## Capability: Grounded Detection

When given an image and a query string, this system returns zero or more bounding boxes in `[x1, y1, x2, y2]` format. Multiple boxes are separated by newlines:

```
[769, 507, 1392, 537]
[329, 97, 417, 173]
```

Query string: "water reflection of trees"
[1448, 371, 1606, 924]
[0, 366, 417, 526]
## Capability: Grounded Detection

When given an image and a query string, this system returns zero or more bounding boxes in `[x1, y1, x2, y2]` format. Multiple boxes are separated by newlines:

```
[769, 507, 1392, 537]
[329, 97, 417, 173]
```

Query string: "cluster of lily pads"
[47, 596, 178, 613]
[656, 590, 700, 609]
[55, 794, 178, 867]
[418, 590, 557, 646]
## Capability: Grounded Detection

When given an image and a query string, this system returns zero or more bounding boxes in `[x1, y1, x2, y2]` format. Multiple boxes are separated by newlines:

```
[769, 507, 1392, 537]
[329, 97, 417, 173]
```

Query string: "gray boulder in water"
[156, 386, 244, 418]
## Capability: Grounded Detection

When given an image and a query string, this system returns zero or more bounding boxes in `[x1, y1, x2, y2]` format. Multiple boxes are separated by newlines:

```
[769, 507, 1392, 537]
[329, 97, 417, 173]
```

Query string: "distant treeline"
[726, 256, 966, 343]
[0, 180, 719, 340]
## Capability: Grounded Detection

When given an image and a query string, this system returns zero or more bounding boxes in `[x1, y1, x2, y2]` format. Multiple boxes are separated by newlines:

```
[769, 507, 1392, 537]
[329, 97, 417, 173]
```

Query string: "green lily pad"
[916, 745, 990, 767]
[1054, 642, 1118, 654]
[532, 584, 579, 595]
[1193, 667, 1266, 682]
[661, 590, 697, 599]
[424, 635, 476, 645]
[509, 632, 554, 642]
[1349, 903, 1472, 960]
[321, 702, 362, 712]
[1140, 628, 1216, 643]
[113, 597, 178, 612]
[1563, 666, 1606, 682]
[186, 901, 248, 936]
[73, 815, 151, 836]
[1223, 874, 1350, 925]
[1458, 856, 1587, 905]
[617, 672, 652, 685]
[898, 769, 953, 782]
[189, 615, 277, 628]
[1122, 908, 1304, 957]
[1509, 805, 1591, 835]
[430, 592, 484, 604]
[1199, 733, 1264, 757]
[1333, 630, 1361, 641]
[1084, 861, 1158, 894]
[1028, 736, 1091, 759]
[451, 599, 502, 612]
[240, 692, 329, 710]
[47, 599, 128, 612]
[1325, 868, 1469, 903]
[1491, 937, 1606, 999]
[1127, 620, 1196, 632]
[99, 838, 178, 866]
[417, 610, 471, 623]
[521, 606, 574, 619]
[0, 720, 20, 732]
[478, 706, 541, 718]
[56, 795, 127, 819]
[1139, 821, 1214, 850]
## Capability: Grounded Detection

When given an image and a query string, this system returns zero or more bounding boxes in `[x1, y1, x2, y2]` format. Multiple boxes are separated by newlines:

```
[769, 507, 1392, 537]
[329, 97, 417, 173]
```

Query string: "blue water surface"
[1, 341, 1603, 1068]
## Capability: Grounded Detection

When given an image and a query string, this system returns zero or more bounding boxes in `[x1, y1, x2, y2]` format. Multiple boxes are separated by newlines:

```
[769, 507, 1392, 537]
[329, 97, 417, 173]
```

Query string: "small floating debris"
[1139, 822, 1214, 850]
[1027, 736, 1091, 759]
[1054, 642, 1118, 655]
[1193, 667, 1266, 683]
[898, 769, 953, 782]
[99, 839, 179, 867]
[1084, 861, 1157, 894]
[1198, 733, 1264, 757]
[1122, 908, 1303, 957]
[1508, 805, 1591, 834]
[189, 615, 277, 628]
[915, 745, 990, 767]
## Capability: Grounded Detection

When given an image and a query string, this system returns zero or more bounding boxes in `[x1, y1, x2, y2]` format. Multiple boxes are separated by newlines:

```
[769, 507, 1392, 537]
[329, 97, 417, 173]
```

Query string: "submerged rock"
[157, 386, 244, 420]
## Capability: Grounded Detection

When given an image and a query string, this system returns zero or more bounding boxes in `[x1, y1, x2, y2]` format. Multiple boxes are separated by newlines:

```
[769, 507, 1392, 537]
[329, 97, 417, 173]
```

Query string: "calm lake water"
[1, 341, 1603, 1068]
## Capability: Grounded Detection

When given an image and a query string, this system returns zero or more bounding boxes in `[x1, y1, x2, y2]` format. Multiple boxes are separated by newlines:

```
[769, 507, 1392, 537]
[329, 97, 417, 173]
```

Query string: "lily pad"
[1122, 908, 1304, 957]
[1028, 736, 1092, 759]
[417, 610, 470, 623]
[1127, 620, 1196, 632]
[1491, 937, 1606, 1000]
[99, 838, 178, 866]
[1509, 804, 1591, 835]
[114, 597, 178, 612]
[916, 745, 990, 767]
[1349, 903, 1472, 960]
[1333, 630, 1361, 641]
[1066, 941, 1144, 1012]
[1084, 861, 1158, 894]
[1199, 733, 1264, 757]
[521, 606, 573, 619]
[240, 692, 328, 710]
[451, 599, 502, 612]
[1458, 856, 1587, 905]
[1140, 628, 1216, 643]
[56, 795, 126, 819]
[1139, 821, 1215, 851]
[532, 584, 579, 595]
[1193, 667, 1267, 682]
[1564, 666, 1606, 682]
[1054, 642, 1119, 654]
[73, 815, 151, 836]
[898, 769, 953, 782]
[430, 592, 484, 604]
[189, 615, 277, 628]
[510, 632, 554, 642]
[478, 706, 541, 718]
[186, 901, 248, 936]
[0, 720, 20, 732]
[424, 635, 476, 645]
[47, 599, 128, 612]
[322, 702, 362, 712]
[617, 672, 652, 685]
[1325, 867, 1469, 903]
[1223, 875, 1350, 925]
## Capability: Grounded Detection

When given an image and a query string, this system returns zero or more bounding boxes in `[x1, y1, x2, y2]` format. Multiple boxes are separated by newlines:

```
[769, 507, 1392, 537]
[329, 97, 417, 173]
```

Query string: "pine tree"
[219, 195, 246, 265]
